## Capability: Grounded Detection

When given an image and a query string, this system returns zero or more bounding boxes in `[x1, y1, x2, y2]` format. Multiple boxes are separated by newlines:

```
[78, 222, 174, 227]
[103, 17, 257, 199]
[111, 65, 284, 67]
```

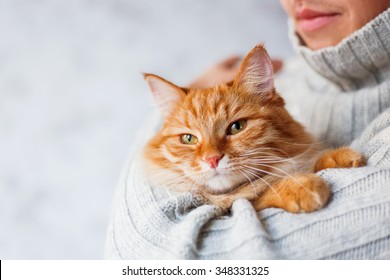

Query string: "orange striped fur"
[143, 45, 365, 213]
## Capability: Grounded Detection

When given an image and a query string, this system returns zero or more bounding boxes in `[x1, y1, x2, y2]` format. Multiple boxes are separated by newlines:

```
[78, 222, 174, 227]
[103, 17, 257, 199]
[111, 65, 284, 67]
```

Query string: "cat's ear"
[234, 45, 282, 105]
[144, 73, 187, 117]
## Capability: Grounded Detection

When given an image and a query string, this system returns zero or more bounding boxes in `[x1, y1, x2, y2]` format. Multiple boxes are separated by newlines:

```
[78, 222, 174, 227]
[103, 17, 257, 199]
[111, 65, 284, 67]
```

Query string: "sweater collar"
[291, 7, 390, 92]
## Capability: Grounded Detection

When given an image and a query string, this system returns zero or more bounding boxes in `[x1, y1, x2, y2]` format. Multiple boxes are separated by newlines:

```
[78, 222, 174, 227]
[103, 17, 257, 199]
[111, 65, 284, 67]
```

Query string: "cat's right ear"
[144, 73, 187, 117]
[234, 45, 283, 106]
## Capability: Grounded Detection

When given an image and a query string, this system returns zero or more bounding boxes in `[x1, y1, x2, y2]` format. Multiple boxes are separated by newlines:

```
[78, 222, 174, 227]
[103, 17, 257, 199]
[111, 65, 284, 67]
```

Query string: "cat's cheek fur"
[160, 145, 181, 164]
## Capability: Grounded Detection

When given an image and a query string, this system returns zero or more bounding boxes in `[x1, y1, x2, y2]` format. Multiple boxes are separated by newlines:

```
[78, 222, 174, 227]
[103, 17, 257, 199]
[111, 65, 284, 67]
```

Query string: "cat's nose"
[205, 155, 224, 169]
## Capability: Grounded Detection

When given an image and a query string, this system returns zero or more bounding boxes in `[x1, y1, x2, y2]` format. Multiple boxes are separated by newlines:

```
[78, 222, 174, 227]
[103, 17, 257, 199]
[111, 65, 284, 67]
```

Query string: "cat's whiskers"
[227, 162, 262, 174]
[241, 154, 288, 162]
[244, 146, 317, 163]
[241, 169, 282, 202]
[241, 155, 284, 161]
[245, 157, 292, 163]
[241, 161, 316, 198]
[189, 177, 203, 207]
[233, 152, 286, 164]
[243, 160, 312, 194]
[242, 147, 290, 157]
[240, 150, 282, 157]
[231, 161, 281, 200]
[242, 146, 283, 152]
[242, 164, 284, 178]
[255, 162, 307, 189]
[239, 170, 259, 197]
[280, 138, 333, 147]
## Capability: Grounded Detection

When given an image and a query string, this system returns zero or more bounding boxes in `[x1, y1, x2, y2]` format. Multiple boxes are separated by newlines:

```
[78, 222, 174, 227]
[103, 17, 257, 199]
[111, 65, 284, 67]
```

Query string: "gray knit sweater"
[104, 8, 390, 259]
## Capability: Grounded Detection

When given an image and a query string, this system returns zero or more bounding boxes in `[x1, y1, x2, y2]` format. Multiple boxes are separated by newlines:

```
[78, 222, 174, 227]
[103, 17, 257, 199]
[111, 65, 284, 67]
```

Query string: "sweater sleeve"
[104, 109, 390, 259]
[351, 108, 390, 168]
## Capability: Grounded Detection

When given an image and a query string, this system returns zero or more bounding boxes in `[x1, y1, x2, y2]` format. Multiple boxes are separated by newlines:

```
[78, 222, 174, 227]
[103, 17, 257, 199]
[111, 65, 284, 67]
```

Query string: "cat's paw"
[314, 147, 366, 172]
[255, 174, 330, 213]
[281, 174, 330, 213]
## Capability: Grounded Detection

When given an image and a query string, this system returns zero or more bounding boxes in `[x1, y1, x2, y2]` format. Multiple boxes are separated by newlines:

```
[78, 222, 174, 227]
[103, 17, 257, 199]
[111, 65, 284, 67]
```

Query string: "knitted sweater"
[104, 8, 390, 259]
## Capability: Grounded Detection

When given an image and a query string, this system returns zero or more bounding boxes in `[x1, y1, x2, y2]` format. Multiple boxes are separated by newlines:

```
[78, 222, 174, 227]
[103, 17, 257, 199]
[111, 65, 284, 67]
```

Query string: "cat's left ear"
[234, 45, 283, 105]
[144, 73, 187, 117]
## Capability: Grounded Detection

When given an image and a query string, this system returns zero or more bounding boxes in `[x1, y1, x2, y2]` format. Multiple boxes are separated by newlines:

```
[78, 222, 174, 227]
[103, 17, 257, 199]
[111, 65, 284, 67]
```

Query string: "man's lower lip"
[298, 14, 339, 32]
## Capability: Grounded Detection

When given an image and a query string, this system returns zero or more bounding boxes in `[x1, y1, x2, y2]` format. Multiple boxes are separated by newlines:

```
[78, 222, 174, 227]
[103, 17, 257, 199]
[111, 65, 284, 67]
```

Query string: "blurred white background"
[0, 0, 292, 259]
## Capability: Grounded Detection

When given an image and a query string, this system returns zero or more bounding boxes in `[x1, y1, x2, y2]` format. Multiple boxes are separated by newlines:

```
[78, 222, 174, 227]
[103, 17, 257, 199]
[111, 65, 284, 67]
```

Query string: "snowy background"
[0, 0, 293, 259]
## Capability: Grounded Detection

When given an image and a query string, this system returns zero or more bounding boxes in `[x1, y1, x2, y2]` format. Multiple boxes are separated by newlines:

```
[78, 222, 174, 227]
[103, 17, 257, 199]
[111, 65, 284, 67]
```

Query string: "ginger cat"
[143, 45, 365, 213]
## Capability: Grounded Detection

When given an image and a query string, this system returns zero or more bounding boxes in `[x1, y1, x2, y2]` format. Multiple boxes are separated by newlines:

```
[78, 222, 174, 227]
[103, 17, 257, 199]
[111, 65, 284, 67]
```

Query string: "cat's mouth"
[208, 169, 223, 178]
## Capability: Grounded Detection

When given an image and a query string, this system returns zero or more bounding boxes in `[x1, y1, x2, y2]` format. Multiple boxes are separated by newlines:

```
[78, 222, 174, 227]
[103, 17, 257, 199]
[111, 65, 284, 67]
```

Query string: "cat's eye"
[228, 120, 247, 135]
[180, 134, 198, 145]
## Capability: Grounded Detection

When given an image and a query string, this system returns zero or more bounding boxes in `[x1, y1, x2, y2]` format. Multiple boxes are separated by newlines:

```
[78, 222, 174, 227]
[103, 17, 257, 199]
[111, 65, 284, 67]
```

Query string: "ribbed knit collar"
[290, 7, 390, 92]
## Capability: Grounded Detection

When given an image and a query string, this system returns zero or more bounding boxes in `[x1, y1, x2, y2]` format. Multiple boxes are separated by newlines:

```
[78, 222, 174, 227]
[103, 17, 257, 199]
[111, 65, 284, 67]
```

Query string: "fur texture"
[143, 45, 365, 213]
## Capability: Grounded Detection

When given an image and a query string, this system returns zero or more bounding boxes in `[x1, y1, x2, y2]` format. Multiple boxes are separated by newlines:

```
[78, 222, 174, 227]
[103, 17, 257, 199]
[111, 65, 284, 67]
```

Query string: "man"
[105, 0, 390, 259]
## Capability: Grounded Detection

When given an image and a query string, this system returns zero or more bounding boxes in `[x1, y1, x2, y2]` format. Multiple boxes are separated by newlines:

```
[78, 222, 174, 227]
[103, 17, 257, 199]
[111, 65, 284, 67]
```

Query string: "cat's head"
[144, 45, 310, 194]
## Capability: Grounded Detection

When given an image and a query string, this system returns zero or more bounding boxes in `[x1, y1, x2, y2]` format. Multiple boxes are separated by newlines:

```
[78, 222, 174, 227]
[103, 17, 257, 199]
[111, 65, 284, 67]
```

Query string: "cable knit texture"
[104, 8, 390, 259]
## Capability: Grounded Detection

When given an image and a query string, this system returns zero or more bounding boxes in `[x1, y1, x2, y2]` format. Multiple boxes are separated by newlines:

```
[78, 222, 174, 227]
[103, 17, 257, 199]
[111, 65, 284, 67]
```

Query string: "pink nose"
[205, 155, 223, 169]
